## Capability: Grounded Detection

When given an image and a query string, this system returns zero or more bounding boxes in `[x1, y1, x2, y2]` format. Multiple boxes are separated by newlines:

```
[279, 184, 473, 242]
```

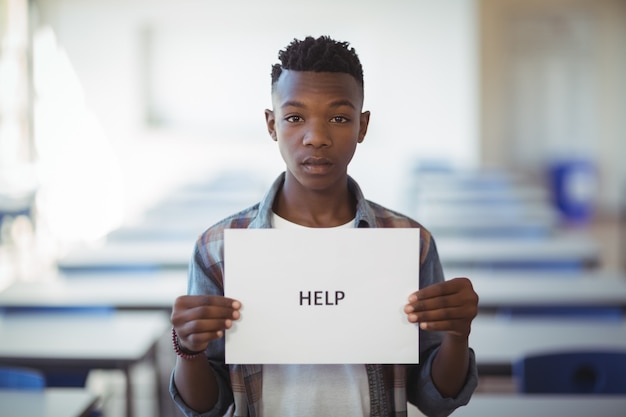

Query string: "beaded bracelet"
[171, 327, 204, 360]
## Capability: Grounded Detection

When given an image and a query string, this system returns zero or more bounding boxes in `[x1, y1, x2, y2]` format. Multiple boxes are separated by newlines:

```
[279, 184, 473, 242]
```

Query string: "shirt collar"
[249, 172, 376, 229]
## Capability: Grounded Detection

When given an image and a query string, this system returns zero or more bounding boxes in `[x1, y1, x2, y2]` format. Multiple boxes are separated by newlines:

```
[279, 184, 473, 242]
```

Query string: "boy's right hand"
[171, 295, 241, 353]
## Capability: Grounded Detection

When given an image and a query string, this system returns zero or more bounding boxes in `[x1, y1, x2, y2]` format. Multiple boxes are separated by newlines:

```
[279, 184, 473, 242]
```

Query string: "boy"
[170, 35, 478, 417]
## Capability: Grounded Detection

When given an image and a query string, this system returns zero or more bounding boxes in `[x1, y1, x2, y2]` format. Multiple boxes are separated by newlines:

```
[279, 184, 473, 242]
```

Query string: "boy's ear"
[357, 111, 371, 143]
[265, 109, 277, 141]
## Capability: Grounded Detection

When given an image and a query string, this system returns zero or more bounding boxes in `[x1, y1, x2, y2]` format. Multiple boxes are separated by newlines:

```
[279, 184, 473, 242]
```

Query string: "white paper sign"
[224, 228, 420, 364]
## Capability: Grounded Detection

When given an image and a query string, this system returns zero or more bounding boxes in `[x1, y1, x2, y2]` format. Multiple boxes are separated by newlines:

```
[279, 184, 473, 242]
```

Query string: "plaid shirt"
[170, 173, 477, 417]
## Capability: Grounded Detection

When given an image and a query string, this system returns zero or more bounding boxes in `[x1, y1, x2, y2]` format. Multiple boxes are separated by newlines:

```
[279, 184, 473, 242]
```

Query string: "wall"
[32, 0, 479, 217]
[480, 0, 626, 214]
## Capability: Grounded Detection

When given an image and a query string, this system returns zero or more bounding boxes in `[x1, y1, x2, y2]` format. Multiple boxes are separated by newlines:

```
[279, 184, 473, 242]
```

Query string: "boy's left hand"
[404, 277, 478, 338]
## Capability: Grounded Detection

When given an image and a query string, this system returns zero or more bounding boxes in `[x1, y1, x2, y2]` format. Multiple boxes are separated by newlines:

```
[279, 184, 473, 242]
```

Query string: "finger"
[175, 317, 235, 351]
[406, 305, 474, 324]
[180, 317, 236, 333]
[175, 294, 241, 310]
[416, 319, 473, 337]
[413, 277, 472, 301]
[177, 326, 223, 351]
[405, 292, 470, 313]
[190, 304, 241, 320]
[407, 280, 477, 313]
[172, 295, 242, 324]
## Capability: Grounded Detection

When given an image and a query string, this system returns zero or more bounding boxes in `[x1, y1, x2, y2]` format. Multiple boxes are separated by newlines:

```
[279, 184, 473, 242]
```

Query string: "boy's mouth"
[302, 156, 333, 173]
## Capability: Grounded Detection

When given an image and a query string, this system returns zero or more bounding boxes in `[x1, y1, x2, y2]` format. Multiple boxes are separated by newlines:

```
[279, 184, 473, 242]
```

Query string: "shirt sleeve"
[168, 244, 235, 417]
[169, 365, 234, 417]
[407, 237, 479, 416]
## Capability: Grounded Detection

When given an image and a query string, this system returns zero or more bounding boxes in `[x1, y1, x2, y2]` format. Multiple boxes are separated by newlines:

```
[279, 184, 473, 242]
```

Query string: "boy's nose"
[302, 123, 332, 148]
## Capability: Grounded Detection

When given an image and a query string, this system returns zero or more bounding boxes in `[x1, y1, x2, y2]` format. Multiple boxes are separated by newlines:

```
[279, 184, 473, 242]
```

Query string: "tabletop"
[0, 388, 98, 417]
[408, 394, 626, 417]
[469, 316, 626, 375]
[436, 233, 600, 268]
[57, 230, 602, 272]
[56, 241, 193, 271]
[459, 269, 626, 308]
[0, 310, 170, 417]
[0, 270, 187, 311]
[0, 310, 170, 364]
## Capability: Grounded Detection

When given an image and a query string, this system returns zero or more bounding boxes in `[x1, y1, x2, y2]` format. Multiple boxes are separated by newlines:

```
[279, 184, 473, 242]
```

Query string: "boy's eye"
[330, 116, 349, 123]
[285, 115, 303, 123]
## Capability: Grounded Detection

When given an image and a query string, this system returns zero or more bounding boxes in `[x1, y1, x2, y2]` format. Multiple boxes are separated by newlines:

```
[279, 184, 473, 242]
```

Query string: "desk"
[409, 168, 527, 189]
[409, 394, 626, 417]
[57, 232, 602, 272]
[0, 271, 187, 311]
[414, 200, 558, 223]
[124, 198, 253, 241]
[0, 310, 170, 417]
[436, 234, 600, 269]
[107, 224, 200, 242]
[469, 316, 626, 375]
[110, 212, 213, 241]
[142, 188, 257, 223]
[412, 195, 559, 237]
[413, 184, 549, 205]
[56, 241, 193, 271]
[453, 270, 626, 310]
[0, 388, 98, 417]
[424, 216, 556, 238]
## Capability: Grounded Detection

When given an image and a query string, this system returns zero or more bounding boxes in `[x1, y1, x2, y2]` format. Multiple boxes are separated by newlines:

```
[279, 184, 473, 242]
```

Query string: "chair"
[0, 366, 46, 390]
[513, 350, 626, 394]
[0, 188, 36, 244]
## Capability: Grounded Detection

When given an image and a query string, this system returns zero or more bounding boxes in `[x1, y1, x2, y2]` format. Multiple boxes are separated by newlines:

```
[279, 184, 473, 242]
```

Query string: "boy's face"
[265, 70, 370, 193]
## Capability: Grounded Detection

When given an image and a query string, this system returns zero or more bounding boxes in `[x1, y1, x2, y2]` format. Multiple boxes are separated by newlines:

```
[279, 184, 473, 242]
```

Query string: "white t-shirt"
[261, 213, 370, 417]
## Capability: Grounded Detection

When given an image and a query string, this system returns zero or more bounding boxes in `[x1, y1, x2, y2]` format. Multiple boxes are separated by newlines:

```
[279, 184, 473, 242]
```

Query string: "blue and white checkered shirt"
[170, 172, 477, 417]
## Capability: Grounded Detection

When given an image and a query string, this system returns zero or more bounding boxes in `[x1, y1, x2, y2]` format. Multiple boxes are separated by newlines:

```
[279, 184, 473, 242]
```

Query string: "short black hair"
[271, 36, 364, 89]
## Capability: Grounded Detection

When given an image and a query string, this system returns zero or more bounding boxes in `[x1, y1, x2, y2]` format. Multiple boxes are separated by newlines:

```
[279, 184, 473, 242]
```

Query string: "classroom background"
[0, 1, 625, 417]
